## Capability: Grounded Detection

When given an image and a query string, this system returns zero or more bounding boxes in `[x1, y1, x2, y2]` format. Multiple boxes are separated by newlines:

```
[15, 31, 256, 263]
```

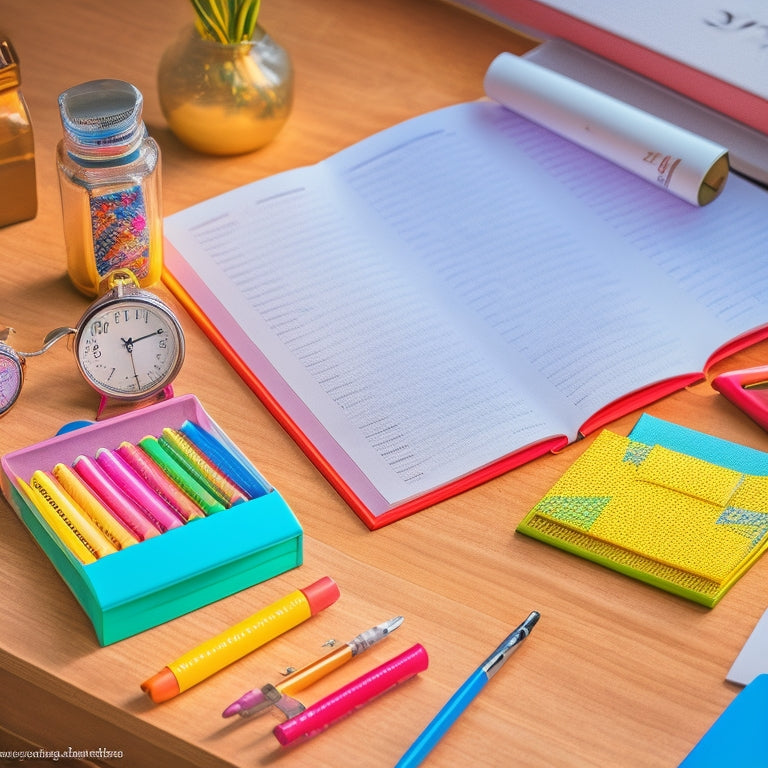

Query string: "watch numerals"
[75, 293, 184, 401]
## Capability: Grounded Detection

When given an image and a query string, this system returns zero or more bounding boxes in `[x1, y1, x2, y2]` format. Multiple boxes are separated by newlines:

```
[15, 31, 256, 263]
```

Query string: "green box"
[0, 394, 303, 645]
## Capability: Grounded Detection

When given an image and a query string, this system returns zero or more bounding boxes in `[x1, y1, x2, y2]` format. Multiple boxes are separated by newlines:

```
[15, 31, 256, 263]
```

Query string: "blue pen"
[395, 611, 540, 768]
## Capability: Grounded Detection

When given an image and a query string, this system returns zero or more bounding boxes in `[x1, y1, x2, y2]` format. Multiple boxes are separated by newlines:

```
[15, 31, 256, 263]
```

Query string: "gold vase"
[157, 24, 293, 156]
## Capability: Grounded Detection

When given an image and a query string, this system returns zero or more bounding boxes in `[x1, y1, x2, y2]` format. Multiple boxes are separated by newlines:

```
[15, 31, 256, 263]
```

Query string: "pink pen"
[95, 448, 184, 532]
[273, 644, 429, 747]
[72, 454, 160, 541]
[116, 441, 204, 522]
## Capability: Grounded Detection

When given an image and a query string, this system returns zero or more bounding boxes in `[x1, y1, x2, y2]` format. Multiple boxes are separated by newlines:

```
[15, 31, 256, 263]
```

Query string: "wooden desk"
[1, 1, 766, 766]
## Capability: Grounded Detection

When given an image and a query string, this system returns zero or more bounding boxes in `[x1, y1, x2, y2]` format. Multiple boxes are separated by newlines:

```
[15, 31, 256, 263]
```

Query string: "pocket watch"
[0, 330, 25, 417]
[71, 269, 186, 416]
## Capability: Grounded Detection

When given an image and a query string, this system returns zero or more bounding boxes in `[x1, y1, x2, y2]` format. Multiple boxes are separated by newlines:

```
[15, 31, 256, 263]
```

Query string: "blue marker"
[179, 420, 269, 499]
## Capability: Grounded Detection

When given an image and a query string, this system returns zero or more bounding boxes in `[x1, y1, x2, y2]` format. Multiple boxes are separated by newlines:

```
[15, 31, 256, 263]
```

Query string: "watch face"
[0, 347, 23, 416]
[76, 297, 184, 400]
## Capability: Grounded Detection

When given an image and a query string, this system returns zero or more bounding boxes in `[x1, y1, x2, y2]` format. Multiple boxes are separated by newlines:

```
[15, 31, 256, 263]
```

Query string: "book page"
[329, 102, 768, 413]
[165, 101, 768, 512]
[165, 160, 562, 507]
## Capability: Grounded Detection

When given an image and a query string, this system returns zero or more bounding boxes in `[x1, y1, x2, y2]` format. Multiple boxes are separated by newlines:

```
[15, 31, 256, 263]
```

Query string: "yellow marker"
[160, 427, 249, 506]
[53, 463, 139, 551]
[141, 577, 341, 703]
[17, 477, 97, 565]
[29, 470, 117, 559]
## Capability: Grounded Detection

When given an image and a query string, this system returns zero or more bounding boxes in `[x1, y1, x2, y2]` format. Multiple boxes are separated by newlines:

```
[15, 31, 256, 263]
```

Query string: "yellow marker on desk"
[140, 577, 341, 703]
[52, 462, 139, 550]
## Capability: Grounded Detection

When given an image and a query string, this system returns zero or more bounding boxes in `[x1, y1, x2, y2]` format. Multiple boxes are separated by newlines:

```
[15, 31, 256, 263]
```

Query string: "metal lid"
[58, 79, 146, 162]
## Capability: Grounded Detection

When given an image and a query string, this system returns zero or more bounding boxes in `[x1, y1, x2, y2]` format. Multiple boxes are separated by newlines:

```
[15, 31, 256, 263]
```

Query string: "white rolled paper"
[483, 52, 729, 206]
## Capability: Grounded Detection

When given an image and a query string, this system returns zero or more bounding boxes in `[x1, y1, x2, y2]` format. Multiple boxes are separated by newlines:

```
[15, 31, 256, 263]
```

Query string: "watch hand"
[130, 329, 165, 345]
[121, 337, 134, 353]
[126, 342, 141, 388]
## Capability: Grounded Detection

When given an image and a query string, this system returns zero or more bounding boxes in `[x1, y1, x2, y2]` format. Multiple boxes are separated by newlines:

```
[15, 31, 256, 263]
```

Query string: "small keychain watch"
[0, 329, 25, 416]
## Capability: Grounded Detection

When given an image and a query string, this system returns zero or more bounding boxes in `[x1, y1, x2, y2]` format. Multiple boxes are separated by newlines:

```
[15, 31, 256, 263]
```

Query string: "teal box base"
[0, 395, 303, 645]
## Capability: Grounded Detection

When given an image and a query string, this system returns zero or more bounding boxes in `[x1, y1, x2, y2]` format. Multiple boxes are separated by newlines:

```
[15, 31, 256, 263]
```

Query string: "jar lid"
[59, 79, 146, 162]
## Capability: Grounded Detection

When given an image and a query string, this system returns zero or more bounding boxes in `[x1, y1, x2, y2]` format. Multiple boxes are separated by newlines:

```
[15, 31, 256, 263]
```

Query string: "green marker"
[137, 435, 226, 515]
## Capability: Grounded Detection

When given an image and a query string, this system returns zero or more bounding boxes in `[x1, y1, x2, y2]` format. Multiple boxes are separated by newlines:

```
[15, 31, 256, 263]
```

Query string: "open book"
[163, 59, 768, 529]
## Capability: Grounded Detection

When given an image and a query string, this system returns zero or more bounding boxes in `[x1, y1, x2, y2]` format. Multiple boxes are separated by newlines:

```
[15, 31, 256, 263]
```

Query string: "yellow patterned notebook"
[517, 430, 768, 606]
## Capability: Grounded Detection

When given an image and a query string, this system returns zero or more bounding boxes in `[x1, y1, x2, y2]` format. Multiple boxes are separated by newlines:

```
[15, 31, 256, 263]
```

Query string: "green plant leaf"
[189, 0, 225, 42]
[235, 0, 261, 41]
[189, 0, 261, 43]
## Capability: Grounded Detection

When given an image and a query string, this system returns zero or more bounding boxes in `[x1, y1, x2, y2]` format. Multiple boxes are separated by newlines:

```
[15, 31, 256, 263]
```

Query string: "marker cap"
[300, 577, 340, 615]
[140, 666, 180, 703]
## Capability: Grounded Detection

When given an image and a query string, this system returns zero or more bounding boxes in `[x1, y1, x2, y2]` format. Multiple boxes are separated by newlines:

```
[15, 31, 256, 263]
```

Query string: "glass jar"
[56, 79, 163, 298]
[157, 24, 293, 156]
[0, 36, 36, 227]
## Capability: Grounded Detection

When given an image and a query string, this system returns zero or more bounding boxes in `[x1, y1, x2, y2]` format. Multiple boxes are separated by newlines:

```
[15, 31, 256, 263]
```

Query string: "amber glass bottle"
[0, 36, 36, 228]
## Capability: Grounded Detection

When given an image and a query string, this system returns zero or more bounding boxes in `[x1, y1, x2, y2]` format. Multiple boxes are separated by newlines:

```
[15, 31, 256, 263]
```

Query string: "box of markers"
[0, 394, 303, 645]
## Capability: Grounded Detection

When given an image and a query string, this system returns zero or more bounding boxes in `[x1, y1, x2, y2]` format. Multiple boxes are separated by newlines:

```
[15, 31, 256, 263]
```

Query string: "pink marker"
[95, 448, 184, 532]
[72, 455, 159, 541]
[116, 441, 204, 522]
[272, 644, 429, 747]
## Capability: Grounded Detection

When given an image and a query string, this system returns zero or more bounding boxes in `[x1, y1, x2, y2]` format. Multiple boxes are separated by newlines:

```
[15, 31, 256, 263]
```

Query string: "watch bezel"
[73, 288, 186, 402]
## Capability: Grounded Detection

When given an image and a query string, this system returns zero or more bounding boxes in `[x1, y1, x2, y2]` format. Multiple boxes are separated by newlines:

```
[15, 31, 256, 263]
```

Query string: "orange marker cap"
[140, 667, 180, 703]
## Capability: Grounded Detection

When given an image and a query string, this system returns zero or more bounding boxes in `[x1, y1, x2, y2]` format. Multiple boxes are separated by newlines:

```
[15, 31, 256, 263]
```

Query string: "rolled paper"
[484, 52, 729, 206]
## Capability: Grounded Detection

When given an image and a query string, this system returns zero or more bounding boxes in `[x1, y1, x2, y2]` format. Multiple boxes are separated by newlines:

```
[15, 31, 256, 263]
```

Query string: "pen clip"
[271, 687, 306, 720]
[239, 683, 306, 720]
[482, 611, 540, 680]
